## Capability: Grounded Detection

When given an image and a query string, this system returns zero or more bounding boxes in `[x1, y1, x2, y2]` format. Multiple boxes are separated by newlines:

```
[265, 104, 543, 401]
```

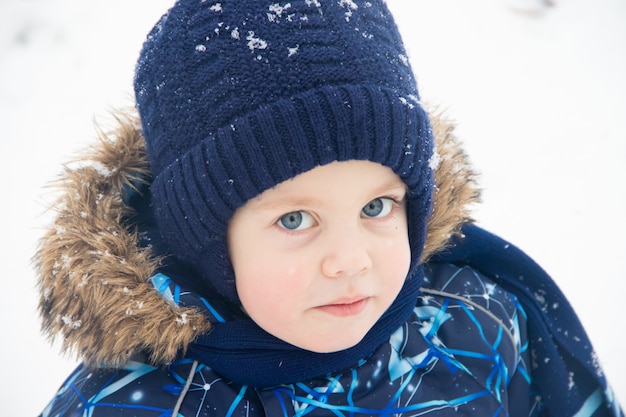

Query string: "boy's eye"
[361, 197, 394, 218]
[277, 211, 315, 231]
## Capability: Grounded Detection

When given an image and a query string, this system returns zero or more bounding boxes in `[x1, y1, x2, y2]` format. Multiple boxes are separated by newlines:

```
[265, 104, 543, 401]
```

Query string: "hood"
[34, 106, 479, 368]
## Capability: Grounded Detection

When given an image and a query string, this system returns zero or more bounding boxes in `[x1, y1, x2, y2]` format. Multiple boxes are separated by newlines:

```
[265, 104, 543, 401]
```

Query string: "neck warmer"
[151, 265, 422, 388]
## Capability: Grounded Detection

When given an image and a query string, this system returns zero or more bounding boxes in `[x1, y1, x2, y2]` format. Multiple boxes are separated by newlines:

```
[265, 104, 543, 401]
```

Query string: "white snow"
[338, 0, 359, 10]
[0, 0, 624, 415]
[61, 315, 82, 330]
[306, 0, 322, 8]
[267, 3, 293, 22]
[288, 45, 300, 57]
[246, 31, 268, 51]
[428, 150, 441, 171]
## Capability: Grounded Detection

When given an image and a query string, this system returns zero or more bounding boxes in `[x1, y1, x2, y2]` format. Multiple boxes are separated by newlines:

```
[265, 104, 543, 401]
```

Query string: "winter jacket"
[35, 110, 622, 417]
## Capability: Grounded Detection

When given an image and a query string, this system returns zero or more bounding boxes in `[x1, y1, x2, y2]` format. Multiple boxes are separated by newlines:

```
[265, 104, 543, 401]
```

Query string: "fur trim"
[34, 107, 478, 366]
[422, 107, 480, 261]
[34, 112, 211, 367]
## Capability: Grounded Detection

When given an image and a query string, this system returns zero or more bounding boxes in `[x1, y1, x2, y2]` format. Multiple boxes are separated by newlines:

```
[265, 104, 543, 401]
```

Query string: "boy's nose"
[320, 231, 373, 278]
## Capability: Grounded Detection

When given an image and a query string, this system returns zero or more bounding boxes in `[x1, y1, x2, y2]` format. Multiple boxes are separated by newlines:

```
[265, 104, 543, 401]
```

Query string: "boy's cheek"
[235, 254, 308, 302]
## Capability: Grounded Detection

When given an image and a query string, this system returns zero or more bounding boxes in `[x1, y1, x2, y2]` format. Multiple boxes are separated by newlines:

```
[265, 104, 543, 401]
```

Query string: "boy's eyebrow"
[253, 196, 322, 212]
[254, 180, 407, 212]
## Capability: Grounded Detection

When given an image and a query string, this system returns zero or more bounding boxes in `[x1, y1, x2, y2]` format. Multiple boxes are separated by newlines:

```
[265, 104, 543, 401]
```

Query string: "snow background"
[1, 0, 624, 414]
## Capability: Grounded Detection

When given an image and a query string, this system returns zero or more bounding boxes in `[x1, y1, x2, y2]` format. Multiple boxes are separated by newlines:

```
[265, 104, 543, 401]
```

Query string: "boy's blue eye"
[361, 197, 393, 218]
[278, 211, 315, 231]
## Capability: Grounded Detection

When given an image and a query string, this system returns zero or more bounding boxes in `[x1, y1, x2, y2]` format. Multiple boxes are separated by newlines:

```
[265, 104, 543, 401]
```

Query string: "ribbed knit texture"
[134, 0, 434, 302]
[187, 265, 424, 388]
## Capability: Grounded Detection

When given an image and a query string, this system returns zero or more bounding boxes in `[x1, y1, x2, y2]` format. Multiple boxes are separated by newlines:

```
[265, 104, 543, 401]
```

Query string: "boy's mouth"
[315, 297, 370, 317]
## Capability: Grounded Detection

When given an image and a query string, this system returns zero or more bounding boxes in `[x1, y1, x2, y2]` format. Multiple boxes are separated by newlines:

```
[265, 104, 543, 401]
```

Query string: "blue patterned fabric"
[432, 224, 623, 417]
[40, 263, 535, 417]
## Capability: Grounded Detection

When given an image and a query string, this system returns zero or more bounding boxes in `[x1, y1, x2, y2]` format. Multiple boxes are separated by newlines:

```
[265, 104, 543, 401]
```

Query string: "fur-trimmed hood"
[34, 107, 479, 368]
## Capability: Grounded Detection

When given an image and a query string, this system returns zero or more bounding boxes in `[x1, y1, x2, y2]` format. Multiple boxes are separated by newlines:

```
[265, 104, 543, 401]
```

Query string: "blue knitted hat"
[134, 0, 434, 303]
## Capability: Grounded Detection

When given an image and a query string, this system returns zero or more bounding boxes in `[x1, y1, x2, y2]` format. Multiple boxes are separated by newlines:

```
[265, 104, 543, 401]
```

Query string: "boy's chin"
[291, 332, 368, 354]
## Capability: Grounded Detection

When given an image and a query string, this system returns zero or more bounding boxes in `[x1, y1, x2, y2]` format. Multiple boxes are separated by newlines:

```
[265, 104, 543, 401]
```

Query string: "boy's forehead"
[247, 160, 406, 207]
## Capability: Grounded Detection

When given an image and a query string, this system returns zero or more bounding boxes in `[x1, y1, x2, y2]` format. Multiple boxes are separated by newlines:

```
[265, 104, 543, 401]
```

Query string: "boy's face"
[227, 160, 411, 353]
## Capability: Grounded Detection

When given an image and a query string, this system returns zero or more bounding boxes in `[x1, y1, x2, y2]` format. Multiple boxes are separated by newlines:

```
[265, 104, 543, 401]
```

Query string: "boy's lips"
[315, 297, 370, 317]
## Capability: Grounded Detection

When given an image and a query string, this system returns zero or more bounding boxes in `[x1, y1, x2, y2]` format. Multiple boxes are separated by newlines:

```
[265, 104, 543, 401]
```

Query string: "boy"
[35, 0, 621, 416]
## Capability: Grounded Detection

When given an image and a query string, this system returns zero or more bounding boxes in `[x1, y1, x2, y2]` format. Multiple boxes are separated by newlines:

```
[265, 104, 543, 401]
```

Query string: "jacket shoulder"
[421, 262, 528, 371]
[421, 262, 532, 412]
[40, 356, 263, 417]
[40, 357, 181, 417]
